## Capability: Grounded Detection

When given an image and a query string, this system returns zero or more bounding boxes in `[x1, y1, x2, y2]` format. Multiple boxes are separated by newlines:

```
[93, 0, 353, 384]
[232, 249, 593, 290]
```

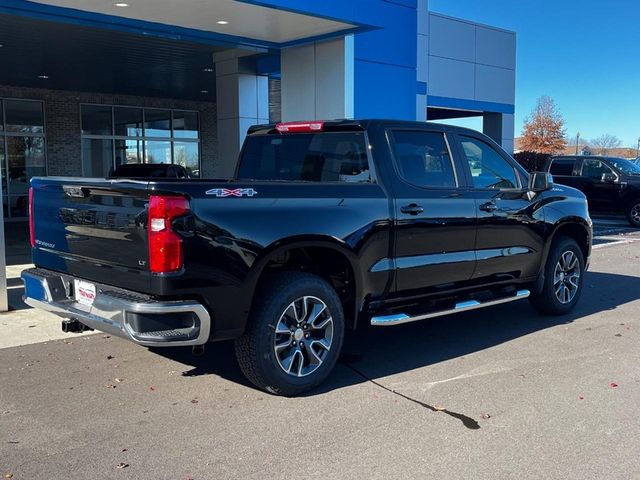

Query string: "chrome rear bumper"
[21, 268, 211, 347]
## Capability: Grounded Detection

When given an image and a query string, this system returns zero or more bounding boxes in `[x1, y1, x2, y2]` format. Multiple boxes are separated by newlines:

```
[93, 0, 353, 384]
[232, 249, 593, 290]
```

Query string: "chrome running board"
[370, 289, 530, 327]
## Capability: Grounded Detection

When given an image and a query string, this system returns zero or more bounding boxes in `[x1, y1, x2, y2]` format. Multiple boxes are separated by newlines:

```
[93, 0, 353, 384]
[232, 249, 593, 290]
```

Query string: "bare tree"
[590, 134, 622, 156]
[520, 96, 567, 154]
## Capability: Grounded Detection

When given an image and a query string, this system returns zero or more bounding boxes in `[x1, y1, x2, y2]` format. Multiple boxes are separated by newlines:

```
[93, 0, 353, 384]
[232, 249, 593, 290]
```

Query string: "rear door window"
[238, 132, 371, 183]
[549, 158, 575, 176]
[390, 130, 457, 188]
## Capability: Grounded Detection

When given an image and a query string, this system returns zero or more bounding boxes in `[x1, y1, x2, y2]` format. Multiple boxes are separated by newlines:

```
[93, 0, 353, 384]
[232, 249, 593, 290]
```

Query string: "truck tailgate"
[31, 177, 151, 291]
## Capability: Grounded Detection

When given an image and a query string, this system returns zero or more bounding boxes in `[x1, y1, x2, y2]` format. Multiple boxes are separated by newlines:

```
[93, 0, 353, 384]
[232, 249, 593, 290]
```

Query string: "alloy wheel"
[631, 203, 640, 225]
[553, 250, 581, 304]
[273, 296, 334, 378]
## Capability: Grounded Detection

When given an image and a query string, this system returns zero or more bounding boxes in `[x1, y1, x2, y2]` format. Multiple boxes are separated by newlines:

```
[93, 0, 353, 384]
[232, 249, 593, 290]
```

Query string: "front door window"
[459, 136, 519, 189]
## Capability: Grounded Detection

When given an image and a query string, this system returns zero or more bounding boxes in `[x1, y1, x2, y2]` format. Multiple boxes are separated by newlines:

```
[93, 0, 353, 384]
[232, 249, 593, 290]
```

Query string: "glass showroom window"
[80, 105, 201, 177]
[0, 99, 46, 219]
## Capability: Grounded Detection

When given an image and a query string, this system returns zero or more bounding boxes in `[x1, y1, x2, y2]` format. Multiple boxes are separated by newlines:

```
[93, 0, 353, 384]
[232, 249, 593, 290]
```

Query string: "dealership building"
[0, 0, 516, 221]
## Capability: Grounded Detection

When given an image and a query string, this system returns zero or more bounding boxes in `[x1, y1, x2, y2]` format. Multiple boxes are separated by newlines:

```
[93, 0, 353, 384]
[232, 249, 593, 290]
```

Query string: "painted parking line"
[593, 236, 640, 250]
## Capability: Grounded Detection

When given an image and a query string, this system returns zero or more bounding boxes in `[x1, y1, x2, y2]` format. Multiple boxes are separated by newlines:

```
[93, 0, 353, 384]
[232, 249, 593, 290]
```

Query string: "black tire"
[626, 199, 640, 227]
[234, 272, 345, 396]
[530, 236, 585, 315]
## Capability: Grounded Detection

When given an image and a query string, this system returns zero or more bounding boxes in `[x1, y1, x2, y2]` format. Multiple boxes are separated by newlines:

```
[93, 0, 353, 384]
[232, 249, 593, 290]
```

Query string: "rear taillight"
[148, 195, 189, 273]
[29, 187, 35, 247]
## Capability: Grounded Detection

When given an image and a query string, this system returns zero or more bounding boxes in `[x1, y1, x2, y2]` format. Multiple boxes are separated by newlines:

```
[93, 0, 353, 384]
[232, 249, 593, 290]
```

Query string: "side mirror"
[601, 172, 617, 183]
[528, 171, 553, 192]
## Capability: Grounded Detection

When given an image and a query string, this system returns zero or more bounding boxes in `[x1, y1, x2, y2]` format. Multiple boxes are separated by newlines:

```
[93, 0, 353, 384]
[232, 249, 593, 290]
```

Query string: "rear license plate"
[74, 279, 96, 307]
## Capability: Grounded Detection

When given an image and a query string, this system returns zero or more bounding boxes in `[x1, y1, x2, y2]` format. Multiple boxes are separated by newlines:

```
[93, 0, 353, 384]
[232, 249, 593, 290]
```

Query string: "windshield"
[608, 158, 640, 175]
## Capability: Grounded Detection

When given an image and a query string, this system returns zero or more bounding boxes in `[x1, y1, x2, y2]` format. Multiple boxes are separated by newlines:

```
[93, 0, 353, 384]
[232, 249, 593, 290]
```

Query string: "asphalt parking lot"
[2, 220, 640, 479]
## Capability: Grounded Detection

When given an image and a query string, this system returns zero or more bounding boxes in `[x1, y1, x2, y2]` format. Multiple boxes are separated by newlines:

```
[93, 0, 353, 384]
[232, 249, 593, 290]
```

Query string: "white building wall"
[280, 36, 354, 121]
[426, 13, 516, 151]
[427, 13, 516, 107]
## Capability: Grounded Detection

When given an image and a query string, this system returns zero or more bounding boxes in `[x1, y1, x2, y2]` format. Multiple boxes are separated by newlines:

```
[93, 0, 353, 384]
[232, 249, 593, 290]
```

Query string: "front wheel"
[530, 236, 585, 315]
[626, 199, 640, 227]
[235, 272, 345, 396]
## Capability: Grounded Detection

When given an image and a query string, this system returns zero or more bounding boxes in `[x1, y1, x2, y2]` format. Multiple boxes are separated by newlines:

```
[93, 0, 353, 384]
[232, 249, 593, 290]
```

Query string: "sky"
[428, 0, 640, 147]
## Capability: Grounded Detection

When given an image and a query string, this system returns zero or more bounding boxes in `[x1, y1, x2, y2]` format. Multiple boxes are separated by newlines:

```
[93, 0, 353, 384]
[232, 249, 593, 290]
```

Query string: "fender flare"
[534, 218, 592, 294]
[242, 235, 366, 322]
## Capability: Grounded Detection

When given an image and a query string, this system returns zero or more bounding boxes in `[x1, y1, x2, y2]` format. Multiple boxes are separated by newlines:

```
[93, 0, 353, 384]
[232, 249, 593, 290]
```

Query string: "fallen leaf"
[149, 386, 155, 392]
[191, 399, 199, 404]
[116, 463, 129, 469]
[578, 395, 584, 400]
[121, 448, 128, 452]
[114, 378, 123, 383]
[615, 333, 622, 337]
[5, 473, 13, 479]
[610, 382, 618, 388]
[480, 413, 491, 419]
[107, 355, 114, 360]
[434, 405, 446, 411]
[106, 384, 117, 389]
[103, 335, 111, 339]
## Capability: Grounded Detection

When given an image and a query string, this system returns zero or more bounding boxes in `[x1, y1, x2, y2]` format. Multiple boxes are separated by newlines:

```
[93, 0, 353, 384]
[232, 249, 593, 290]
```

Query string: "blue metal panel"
[238, 0, 415, 27]
[256, 55, 281, 76]
[428, 95, 515, 115]
[354, 60, 416, 119]
[353, 5, 417, 69]
[416, 82, 428, 95]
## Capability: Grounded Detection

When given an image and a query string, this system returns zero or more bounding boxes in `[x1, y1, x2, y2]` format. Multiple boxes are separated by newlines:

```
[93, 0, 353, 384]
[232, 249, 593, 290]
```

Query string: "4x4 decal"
[206, 188, 258, 197]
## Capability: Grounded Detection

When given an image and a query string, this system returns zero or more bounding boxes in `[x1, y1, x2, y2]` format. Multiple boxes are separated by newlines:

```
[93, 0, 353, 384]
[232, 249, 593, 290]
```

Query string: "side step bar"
[371, 289, 530, 327]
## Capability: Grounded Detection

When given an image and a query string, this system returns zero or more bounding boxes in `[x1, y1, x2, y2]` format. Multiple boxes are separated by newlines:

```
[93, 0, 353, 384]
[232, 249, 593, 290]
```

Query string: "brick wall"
[0, 85, 218, 177]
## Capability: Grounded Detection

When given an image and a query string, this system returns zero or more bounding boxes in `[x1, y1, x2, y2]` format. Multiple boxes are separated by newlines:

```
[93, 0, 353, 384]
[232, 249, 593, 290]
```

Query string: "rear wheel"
[235, 272, 344, 396]
[626, 199, 640, 227]
[530, 236, 584, 315]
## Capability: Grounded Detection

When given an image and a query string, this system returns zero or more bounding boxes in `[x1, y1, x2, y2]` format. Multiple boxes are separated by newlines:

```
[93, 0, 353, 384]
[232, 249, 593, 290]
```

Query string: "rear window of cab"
[238, 132, 371, 183]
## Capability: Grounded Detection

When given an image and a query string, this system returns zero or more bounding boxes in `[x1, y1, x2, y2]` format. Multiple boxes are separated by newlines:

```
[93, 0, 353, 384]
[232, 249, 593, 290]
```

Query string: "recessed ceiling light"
[113, 2, 129, 7]
[37, 74, 49, 79]
[216, 20, 229, 25]
[202, 67, 214, 73]
[200, 90, 209, 94]
[0, 44, 4, 48]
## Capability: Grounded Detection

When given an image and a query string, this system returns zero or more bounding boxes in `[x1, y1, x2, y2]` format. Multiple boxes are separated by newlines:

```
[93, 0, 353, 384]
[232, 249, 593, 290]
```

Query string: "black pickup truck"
[23, 120, 592, 395]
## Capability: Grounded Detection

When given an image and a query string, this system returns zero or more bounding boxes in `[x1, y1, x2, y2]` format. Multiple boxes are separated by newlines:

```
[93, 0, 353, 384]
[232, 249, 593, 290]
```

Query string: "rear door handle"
[479, 202, 498, 212]
[400, 203, 424, 215]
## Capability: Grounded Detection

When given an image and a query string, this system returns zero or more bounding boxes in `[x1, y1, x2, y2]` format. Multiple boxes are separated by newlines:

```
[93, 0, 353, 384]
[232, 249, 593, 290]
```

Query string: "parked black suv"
[548, 155, 640, 226]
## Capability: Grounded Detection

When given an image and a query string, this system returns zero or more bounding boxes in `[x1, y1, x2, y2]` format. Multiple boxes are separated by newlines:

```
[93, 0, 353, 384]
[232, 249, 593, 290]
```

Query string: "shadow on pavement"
[151, 271, 640, 395]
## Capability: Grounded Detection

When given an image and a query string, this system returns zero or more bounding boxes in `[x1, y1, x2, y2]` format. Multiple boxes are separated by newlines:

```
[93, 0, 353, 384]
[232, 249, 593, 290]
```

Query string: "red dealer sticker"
[74, 279, 96, 307]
